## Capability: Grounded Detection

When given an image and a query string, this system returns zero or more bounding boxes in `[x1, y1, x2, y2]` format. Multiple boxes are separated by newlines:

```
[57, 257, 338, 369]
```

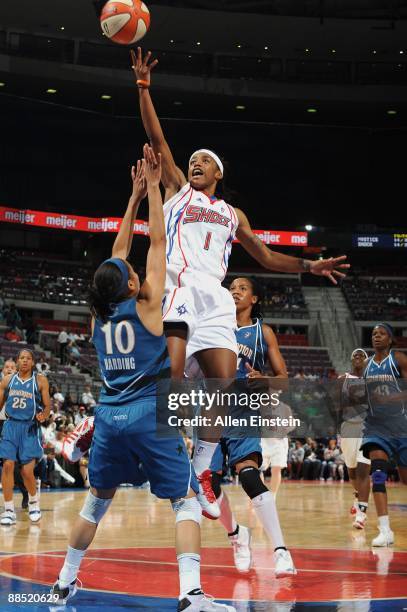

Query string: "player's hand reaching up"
[130, 47, 158, 86]
[309, 255, 350, 285]
[143, 144, 162, 186]
[131, 159, 147, 201]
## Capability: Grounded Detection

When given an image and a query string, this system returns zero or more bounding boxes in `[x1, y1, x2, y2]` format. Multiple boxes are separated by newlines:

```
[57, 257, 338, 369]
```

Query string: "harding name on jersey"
[104, 357, 136, 371]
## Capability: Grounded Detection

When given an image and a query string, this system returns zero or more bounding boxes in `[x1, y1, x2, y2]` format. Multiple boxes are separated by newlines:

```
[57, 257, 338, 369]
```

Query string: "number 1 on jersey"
[204, 231, 212, 251]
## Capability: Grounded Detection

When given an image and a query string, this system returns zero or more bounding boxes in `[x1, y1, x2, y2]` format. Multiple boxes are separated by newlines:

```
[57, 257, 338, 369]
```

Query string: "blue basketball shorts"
[0, 419, 43, 464]
[88, 402, 199, 499]
[361, 436, 407, 467]
[210, 437, 263, 472]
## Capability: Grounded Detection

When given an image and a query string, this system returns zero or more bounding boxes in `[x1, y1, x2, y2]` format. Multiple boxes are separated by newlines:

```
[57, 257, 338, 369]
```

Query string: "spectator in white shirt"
[81, 385, 96, 408]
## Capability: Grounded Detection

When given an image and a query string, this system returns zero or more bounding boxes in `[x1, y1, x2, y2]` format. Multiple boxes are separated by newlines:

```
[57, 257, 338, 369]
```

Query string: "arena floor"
[0, 481, 406, 611]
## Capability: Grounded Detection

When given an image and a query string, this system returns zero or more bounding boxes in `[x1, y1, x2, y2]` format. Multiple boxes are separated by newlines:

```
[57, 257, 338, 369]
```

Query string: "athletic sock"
[177, 553, 201, 599]
[59, 546, 86, 588]
[28, 494, 38, 504]
[252, 490, 285, 549]
[192, 440, 218, 475]
[218, 492, 237, 535]
[4, 501, 14, 512]
[378, 515, 390, 530]
[358, 502, 368, 513]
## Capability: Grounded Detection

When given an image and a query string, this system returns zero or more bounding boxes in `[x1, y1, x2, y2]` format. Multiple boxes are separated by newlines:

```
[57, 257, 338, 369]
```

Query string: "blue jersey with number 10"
[5, 373, 41, 421]
[92, 297, 171, 406]
[235, 318, 268, 379]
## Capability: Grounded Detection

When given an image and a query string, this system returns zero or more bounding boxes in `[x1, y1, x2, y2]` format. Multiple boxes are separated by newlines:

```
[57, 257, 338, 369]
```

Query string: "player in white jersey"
[131, 47, 350, 495]
[338, 349, 371, 530]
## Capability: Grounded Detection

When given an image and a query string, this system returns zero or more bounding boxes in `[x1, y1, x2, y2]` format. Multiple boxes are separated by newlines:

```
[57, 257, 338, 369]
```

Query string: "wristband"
[137, 79, 150, 89]
[301, 259, 312, 273]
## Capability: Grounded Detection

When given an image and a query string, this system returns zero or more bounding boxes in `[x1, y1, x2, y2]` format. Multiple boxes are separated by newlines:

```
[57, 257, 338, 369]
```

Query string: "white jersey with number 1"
[162, 182, 240, 364]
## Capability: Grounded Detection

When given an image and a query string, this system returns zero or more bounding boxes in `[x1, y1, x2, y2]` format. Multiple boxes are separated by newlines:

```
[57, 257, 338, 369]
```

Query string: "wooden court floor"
[0, 481, 406, 610]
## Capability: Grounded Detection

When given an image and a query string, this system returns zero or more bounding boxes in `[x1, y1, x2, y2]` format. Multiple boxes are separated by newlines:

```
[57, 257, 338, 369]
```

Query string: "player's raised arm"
[138, 144, 166, 307]
[111, 160, 147, 260]
[131, 48, 187, 198]
[235, 208, 350, 284]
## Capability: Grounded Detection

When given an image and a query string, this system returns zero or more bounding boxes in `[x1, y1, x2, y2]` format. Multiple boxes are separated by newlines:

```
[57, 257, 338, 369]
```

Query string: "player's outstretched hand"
[143, 143, 161, 186]
[310, 255, 350, 285]
[131, 159, 147, 201]
[130, 47, 158, 86]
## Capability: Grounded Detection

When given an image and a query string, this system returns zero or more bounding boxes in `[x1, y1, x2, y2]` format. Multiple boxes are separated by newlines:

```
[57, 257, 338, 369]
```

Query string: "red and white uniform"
[340, 373, 370, 469]
[163, 183, 239, 363]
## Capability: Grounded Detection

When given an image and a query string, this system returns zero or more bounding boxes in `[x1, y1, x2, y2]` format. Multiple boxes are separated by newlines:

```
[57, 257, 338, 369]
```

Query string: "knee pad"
[79, 491, 113, 524]
[239, 466, 268, 500]
[211, 472, 222, 499]
[371, 459, 389, 493]
[172, 496, 202, 526]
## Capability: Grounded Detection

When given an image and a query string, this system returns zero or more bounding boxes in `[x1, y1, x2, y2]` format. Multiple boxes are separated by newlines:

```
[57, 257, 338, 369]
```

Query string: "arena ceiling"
[0, 1, 406, 127]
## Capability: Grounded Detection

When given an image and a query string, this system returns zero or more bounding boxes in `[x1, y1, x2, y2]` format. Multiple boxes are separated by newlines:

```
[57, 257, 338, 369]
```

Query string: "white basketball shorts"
[340, 421, 371, 469]
[260, 437, 289, 470]
[162, 269, 238, 364]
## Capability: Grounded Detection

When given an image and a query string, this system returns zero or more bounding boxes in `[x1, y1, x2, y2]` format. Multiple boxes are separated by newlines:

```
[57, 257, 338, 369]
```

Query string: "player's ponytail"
[215, 159, 238, 204]
[88, 262, 126, 322]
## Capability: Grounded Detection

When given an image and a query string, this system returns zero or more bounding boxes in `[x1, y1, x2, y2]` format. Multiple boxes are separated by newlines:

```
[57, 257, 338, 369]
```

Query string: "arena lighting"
[387, 110, 397, 115]
[236, 105, 246, 110]
[170, 39, 174, 43]
[307, 108, 317, 113]
[46, 89, 57, 94]
[196, 42, 201, 46]
[372, 50, 377, 54]
[264, 46, 269, 50]
[0, 82, 5, 87]
[331, 49, 336, 53]
[305, 225, 313, 231]
[101, 94, 112, 100]
[305, 48, 310, 53]
[173, 101, 182, 106]
[60, 26, 65, 31]
[237, 44, 242, 48]
[400, 50, 404, 54]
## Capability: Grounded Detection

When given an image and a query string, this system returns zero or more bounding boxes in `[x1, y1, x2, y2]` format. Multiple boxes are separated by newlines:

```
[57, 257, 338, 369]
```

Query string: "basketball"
[100, 0, 150, 45]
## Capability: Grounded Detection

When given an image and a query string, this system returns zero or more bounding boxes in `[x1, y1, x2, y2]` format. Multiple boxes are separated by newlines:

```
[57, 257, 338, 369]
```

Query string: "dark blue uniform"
[211, 319, 267, 470]
[361, 351, 407, 466]
[0, 373, 43, 464]
[89, 297, 199, 498]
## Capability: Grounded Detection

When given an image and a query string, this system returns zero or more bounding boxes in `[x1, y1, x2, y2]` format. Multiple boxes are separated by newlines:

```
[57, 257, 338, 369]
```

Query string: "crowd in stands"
[343, 276, 407, 321]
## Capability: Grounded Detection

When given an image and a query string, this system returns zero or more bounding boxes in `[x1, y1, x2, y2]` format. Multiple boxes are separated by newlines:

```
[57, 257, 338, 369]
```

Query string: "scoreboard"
[352, 234, 407, 248]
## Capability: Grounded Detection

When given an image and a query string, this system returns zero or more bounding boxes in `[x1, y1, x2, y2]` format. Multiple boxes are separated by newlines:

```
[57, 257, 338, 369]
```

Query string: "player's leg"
[20, 459, 41, 522]
[366, 445, 394, 546]
[137, 422, 235, 611]
[210, 444, 249, 572]
[193, 347, 237, 473]
[353, 461, 371, 529]
[165, 323, 188, 379]
[52, 485, 116, 604]
[270, 466, 282, 496]
[229, 440, 295, 577]
[268, 439, 288, 498]
[1, 459, 16, 525]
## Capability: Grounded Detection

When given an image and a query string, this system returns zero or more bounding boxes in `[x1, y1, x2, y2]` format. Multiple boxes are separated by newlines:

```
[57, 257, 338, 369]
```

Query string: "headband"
[189, 149, 224, 177]
[374, 322, 394, 338]
[102, 258, 129, 299]
[351, 348, 368, 360]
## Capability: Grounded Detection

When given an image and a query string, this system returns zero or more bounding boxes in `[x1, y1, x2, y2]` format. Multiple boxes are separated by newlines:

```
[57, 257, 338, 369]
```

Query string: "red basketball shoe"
[62, 416, 95, 463]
